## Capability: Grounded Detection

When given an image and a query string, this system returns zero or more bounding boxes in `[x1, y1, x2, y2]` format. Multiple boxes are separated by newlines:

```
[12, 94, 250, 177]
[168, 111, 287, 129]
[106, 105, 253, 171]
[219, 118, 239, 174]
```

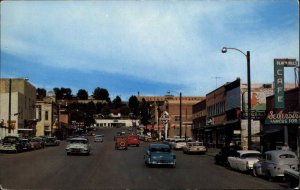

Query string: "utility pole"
[8, 79, 12, 134]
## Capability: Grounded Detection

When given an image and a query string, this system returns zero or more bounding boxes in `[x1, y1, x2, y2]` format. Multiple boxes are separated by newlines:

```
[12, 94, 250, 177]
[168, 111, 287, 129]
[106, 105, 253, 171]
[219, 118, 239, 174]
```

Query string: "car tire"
[267, 171, 273, 182]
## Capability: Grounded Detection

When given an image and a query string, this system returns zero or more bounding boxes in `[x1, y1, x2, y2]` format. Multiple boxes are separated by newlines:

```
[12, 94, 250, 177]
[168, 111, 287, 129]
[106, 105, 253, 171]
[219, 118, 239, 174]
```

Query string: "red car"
[127, 135, 140, 147]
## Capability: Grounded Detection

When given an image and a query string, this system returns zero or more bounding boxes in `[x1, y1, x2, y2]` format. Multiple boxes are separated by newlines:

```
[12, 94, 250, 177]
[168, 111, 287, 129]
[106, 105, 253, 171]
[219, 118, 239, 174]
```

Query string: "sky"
[1, 0, 299, 101]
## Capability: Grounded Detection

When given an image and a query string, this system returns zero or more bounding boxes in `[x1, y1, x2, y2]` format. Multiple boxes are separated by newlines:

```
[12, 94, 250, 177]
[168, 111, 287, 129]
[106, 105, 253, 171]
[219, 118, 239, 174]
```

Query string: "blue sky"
[1, 0, 299, 100]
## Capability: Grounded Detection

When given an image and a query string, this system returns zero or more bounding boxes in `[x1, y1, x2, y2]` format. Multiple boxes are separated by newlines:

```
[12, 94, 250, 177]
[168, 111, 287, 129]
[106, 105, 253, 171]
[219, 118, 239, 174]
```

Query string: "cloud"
[1, 1, 298, 96]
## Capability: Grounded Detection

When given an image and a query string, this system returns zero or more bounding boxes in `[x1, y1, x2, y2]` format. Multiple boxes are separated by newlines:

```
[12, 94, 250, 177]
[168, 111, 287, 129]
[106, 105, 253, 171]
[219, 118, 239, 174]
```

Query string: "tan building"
[138, 94, 205, 139]
[35, 97, 58, 137]
[0, 78, 36, 138]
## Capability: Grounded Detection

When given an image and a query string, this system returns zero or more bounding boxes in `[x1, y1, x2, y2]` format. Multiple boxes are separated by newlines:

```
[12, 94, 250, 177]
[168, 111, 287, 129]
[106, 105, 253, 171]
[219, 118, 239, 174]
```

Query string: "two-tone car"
[182, 141, 207, 154]
[45, 137, 60, 146]
[227, 150, 261, 172]
[144, 144, 176, 167]
[0, 136, 25, 153]
[65, 137, 91, 155]
[253, 150, 299, 181]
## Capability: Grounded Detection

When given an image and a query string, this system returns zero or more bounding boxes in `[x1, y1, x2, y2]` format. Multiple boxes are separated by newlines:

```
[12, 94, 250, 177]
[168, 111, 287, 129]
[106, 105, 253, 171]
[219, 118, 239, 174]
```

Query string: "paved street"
[0, 128, 287, 189]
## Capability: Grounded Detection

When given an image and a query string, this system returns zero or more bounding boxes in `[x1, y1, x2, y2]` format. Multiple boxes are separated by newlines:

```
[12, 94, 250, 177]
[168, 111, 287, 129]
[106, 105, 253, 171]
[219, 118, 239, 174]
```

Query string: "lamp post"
[222, 47, 252, 149]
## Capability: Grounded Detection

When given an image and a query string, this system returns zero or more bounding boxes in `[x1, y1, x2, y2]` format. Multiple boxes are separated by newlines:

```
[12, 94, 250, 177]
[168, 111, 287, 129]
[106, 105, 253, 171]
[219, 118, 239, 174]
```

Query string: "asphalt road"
[0, 128, 287, 189]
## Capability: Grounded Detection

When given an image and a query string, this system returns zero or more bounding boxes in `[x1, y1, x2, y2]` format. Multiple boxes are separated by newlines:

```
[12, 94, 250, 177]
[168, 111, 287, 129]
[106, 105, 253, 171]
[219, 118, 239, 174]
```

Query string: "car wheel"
[267, 171, 273, 182]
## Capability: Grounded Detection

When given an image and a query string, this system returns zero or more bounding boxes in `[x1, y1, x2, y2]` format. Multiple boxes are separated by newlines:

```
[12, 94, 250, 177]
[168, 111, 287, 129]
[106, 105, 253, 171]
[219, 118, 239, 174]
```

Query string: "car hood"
[244, 158, 260, 164]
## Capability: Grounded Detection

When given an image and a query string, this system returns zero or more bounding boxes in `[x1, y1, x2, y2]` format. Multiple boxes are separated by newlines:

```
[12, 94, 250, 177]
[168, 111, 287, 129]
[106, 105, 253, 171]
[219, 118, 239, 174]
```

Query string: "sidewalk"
[206, 148, 220, 157]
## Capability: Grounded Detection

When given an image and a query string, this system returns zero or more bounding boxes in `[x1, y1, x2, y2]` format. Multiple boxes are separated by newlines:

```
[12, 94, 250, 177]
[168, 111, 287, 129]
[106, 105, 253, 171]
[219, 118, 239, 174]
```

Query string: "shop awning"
[18, 128, 34, 131]
[252, 128, 282, 137]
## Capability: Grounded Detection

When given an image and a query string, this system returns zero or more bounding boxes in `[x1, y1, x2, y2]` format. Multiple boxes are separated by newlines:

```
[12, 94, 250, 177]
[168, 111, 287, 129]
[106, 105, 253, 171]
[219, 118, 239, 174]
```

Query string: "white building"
[94, 114, 139, 128]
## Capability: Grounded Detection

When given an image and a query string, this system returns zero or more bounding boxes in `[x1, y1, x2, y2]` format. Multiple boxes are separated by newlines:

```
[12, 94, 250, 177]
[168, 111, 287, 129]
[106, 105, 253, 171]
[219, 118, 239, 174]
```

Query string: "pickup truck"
[284, 168, 299, 188]
[115, 136, 128, 150]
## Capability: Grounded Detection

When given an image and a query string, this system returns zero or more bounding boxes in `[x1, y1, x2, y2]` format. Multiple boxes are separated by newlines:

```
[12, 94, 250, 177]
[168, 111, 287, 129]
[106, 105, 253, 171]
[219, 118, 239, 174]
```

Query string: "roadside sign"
[160, 111, 170, 124]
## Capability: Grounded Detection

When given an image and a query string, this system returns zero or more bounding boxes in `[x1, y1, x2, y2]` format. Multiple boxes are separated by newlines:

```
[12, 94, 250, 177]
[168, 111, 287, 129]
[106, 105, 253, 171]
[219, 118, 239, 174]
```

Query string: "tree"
[77, 89, 88, 100]
[101, 105, 111, 116]
[128, 96, 139, 117]
[112, 96, 122, 109]
[120, 105, 130, 116]
[36, 88, 46, 100]
[93, 87, 110, 101]
[140, 98, 150, 126]
[53, 87, 73, 100]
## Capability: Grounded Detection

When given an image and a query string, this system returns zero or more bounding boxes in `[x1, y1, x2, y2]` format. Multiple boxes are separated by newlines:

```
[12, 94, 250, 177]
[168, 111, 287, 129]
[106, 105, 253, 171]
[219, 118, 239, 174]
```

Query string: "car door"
[228, 152, 239, 169]
[261, 153, 271, 176]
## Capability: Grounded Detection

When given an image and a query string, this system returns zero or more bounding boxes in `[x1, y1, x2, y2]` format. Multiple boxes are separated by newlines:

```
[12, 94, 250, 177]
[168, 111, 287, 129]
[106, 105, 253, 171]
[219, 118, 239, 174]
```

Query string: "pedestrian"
[282, 143, 290, 151]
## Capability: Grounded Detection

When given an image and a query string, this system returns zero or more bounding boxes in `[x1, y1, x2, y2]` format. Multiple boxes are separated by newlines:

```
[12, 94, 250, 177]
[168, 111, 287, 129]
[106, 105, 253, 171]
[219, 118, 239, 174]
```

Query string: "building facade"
[35, 97, 58, 137]
[0, 78, 36, 138]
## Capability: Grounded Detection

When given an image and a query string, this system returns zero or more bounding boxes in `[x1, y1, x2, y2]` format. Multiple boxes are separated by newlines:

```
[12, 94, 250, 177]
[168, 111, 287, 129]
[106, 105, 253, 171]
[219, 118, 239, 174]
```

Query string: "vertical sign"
[274, 59, 297, 109]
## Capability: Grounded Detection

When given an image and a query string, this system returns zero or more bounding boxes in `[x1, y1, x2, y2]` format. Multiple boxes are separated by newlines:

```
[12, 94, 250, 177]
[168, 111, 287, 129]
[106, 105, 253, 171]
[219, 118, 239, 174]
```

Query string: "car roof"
[265, 150, 296, 156]
[237, 150, 261, 154]
[149, 143, 170, 149]
[70, 137, 88, 141]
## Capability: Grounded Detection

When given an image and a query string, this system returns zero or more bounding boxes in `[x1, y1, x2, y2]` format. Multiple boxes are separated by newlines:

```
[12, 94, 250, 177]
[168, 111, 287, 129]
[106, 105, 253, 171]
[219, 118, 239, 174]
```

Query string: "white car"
[227, 150, 261, 172]
[182, 142, 207, 154]
[172, 139, 187, 150]
[94, 135, 104, 142]
[65, 137, 91, 155]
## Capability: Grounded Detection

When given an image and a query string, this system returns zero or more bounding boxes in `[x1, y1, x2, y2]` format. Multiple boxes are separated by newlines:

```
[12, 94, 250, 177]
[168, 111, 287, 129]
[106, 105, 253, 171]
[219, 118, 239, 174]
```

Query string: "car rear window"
[279, 154, 295, 159]
[150, 147, 171, 152]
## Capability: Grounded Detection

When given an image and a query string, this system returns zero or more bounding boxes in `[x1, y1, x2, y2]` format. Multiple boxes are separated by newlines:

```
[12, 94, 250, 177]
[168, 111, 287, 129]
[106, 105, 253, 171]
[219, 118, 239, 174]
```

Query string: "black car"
[0, 136, 26, 153]
[214, 145, 242, 166]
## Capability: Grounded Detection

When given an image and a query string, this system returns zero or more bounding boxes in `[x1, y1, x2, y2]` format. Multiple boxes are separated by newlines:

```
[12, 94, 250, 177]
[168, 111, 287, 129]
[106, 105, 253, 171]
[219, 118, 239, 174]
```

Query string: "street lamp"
[166, 91, 182, 138]
[222, 47, 252, 149]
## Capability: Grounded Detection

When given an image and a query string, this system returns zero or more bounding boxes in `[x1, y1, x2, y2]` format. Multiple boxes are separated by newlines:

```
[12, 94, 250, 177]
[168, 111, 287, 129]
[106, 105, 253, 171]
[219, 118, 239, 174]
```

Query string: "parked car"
[144, 143, 176, 167]
[127, 135, 140, 146]
[45, 137, 60, 146]
[20, 138, 31, 151]
[28, 137, 43, 150]
[0, 136, 25, 153]
[253, 150, 299, 181]
[65, 137, 91, 155]
[172, 139, 188, 150]
[115, 136, 128, 150]
[182, 141, 207, 154]
[227, 150, 261, 172]
[215, 145, 242, 166]
[94, 135, 104, 142]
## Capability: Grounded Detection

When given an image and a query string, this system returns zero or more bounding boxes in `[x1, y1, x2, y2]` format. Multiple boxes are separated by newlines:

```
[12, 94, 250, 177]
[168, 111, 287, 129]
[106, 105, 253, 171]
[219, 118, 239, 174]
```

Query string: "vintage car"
[45, 137, 60, 146]
[115, 136, 128, 150]
[227, 150, 261, 172]
[144, 144, 176, 167]
[127, 135, 140, 146]
[65, 137, 91, 155]
[94, 135, 104, 142]
[20, 138, 32, 151]
[28, 137, 44, 150]
[0, 136, 25, 153]
[182, 141, 207, 154]
[215, 145, 242, 166]
[253, 150, 299, 181]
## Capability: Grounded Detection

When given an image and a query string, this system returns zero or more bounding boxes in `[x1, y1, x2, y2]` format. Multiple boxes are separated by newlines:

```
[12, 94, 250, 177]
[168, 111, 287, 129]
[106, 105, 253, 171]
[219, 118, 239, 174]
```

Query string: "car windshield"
[70, 140, 87, 144]
[279, 154, 295, 159]
[3, 137, 18, 143]
[241, 153, 261, 159]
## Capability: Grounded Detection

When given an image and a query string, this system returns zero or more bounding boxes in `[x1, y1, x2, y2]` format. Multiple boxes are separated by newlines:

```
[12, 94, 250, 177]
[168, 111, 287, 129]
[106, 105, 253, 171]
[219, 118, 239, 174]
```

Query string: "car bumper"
[66, 149, 89, 154]
[0, 146, 17, 152]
